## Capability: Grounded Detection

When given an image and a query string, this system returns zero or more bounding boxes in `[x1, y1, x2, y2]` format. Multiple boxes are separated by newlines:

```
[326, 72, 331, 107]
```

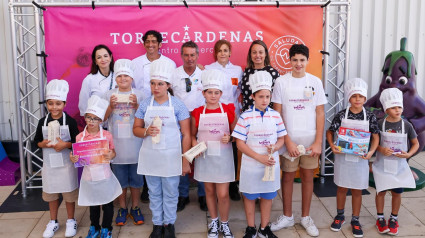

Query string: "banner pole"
[9, 0, 27, 198]
[320, 2, 330, 183]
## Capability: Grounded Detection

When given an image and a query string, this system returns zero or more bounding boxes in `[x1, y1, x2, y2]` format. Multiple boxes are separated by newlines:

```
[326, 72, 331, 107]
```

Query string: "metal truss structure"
[9, 0, 350, 197]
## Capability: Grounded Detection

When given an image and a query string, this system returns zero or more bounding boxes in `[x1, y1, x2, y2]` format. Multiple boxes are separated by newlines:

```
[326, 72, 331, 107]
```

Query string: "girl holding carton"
[191, 69, 236, 238]
[373, 88, 419, 235]
[326, 78, 380, 238]
[232, 71, 286, 238]
[104, 59, 145, 226]
[133, 58, 191, 238]
[34, 80, 79, 238]
[71, 95, 121, 238]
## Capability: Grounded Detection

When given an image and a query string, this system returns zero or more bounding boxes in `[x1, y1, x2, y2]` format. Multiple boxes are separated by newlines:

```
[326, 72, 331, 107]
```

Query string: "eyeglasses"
[185, 78, 192, 92]
[84, 116, 102, 122]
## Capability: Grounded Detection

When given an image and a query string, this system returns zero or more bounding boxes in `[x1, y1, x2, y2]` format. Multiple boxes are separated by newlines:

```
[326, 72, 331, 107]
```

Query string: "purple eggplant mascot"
[366, 38, 425, 159]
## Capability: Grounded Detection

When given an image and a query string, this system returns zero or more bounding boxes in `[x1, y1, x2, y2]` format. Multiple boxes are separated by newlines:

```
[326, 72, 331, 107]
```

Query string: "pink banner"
[44, 6, 323, 122]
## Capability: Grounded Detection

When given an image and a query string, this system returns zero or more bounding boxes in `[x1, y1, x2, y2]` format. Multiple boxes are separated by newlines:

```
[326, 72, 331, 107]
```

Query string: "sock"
[377, 213, 384, 219]
[221, 220, 228, 224]
[351, 216, 359, 222]
[390, 213, 398, 220]
[337, 209, 345, 216]
[211, 217, 218, 222]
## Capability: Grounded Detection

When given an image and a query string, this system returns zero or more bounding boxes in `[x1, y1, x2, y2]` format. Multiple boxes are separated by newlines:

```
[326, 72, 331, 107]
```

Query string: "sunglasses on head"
[185, 78, 192, 92]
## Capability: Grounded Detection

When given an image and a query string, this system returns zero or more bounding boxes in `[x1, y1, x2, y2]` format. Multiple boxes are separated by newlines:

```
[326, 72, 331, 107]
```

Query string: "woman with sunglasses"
[133, 58, 191, 238]
[79, 44, 115, 116]
[241, 40, 280, 113]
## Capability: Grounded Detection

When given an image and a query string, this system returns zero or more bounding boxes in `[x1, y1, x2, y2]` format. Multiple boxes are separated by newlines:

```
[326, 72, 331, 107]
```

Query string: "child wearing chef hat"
[326, 78, 380, 237]
[190, 69, 237, 238]
[34, 79, 80, 238]
[133, 58, 191, 238]
[232, 71, 286, 238]
[70, 95, 121, 238]
[373, 88, 419, 235]
[103, 59, 146, 227]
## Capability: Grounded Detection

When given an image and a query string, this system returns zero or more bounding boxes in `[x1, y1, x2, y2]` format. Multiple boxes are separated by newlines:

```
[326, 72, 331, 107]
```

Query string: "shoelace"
[304, 217, 315, 227]
[209, 220, 219, 233]
[388, 219, 398, 228]
[221, 223, 232, 235]
[377, 218, 386, 227]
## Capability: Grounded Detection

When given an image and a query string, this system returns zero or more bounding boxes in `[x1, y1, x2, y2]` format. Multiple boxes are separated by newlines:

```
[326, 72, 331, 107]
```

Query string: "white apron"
[108, 88, 143, 164]
[137, 94, 182, 177]
[41, 113, 78, 194]
[282, 73, 316, 153]
[78, 127, 122, 206]
[239, 105, 280, 193]
[334, 108, 370, 189]
[194, 104, 235, 183]
[372, 120, 415, 193]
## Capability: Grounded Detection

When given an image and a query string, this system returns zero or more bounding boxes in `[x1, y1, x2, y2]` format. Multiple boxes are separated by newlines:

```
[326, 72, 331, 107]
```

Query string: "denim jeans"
[145, 175, 180, 225]
[178, 174, 205, 197]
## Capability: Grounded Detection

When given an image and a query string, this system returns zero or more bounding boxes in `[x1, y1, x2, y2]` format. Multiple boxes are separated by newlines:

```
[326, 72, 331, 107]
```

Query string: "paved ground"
[1, 152, 425, 237]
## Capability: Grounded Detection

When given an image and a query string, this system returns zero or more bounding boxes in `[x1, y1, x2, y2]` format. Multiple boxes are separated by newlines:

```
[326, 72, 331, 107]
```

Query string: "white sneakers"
[301, 216, 319, 237]
[43, 220, 59, 238]
[270, 215, 319, 237]
[42, 219, 78, 238]
[270, 214, 295, 231]
[65, 219, 78, 237]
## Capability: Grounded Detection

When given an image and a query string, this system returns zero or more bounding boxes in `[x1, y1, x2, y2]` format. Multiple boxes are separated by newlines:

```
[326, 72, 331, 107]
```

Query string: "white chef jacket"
[205, 61, 242, 115]
[132, 54, 176, 98]
[79, 71, 116, 116]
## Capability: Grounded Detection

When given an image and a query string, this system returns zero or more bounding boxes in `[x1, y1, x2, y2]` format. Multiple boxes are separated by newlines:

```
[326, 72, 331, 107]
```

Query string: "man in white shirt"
[270, 44, 327, 237]
[132, 30, 176, 98]
[170, 41, 206, 212]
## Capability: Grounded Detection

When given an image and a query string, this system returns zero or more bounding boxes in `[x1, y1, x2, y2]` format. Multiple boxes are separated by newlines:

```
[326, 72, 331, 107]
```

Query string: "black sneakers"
[164, 224, 176, 238]
[257, 224, 277, 238]
[243, 226, 257, 238]
[149, 225, 163, 238]
[351, 220, 364, 238]
[330, 215, 345, 232]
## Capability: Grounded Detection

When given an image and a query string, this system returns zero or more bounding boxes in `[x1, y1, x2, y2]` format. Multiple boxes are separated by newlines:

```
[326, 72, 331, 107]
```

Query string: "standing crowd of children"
[36, 31, 420, 238]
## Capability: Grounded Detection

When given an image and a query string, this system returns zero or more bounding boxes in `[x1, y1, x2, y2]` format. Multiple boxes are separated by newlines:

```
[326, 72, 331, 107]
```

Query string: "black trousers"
[90, 201, 114, 231]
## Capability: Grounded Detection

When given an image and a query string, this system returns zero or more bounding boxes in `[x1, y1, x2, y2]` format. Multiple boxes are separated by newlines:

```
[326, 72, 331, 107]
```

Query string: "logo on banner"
[269, 35, 305, 75]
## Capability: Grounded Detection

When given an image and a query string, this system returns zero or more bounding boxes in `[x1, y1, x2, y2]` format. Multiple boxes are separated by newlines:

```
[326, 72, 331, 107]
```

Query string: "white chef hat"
[85, 95, 109, 120]
[150, 58, 175, 83]
[201, 69, 225, 91]
[114, 59, 135, 81]
[344, 77, 368, 101]
[249, 71, 272, 93]
[46, 79, 69, 102]
[379, 88, 403, 111]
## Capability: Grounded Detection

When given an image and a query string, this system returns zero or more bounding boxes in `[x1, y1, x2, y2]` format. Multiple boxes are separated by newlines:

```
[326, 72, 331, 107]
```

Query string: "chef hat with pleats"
[114, 59, 135, 81]
[379, 88, 403, 111]
[249, 71, 272, 93]
[150, 58, 175, 83]
[85, 95, 109, 120]
[344, 77, 368, 101]
[46, 79, 69, 102]
[201, 69, 225, 91]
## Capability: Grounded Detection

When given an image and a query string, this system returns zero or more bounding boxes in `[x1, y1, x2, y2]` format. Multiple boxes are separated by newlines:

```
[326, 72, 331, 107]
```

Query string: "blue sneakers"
[100, 228, 112, 238]
[86, 226, 100, 238]
[115, 208, 129, 226]
[130, 206, 145, 225]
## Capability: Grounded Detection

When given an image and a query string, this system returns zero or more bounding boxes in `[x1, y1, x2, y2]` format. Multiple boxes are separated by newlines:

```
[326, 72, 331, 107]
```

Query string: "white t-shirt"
[205, 61, 243, 115]
[79, 71, 116, 116]
[170, 66, 204, 112]
[272, 72, 327, 108]
[132, 54, 176, 98]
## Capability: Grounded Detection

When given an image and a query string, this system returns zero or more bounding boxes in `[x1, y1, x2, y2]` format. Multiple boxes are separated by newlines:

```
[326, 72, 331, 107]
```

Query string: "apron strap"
[202, 103, 224, 114]
[44, 112, 66, 126]
[383, 119, 405, 134]
[344, 107, 367, 121]
[150, 93, 172, 107]
[80, 126, 104, 142]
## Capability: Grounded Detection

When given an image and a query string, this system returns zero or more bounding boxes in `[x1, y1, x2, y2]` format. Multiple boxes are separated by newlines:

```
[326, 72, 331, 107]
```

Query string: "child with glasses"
[71, 95, 122, 238]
